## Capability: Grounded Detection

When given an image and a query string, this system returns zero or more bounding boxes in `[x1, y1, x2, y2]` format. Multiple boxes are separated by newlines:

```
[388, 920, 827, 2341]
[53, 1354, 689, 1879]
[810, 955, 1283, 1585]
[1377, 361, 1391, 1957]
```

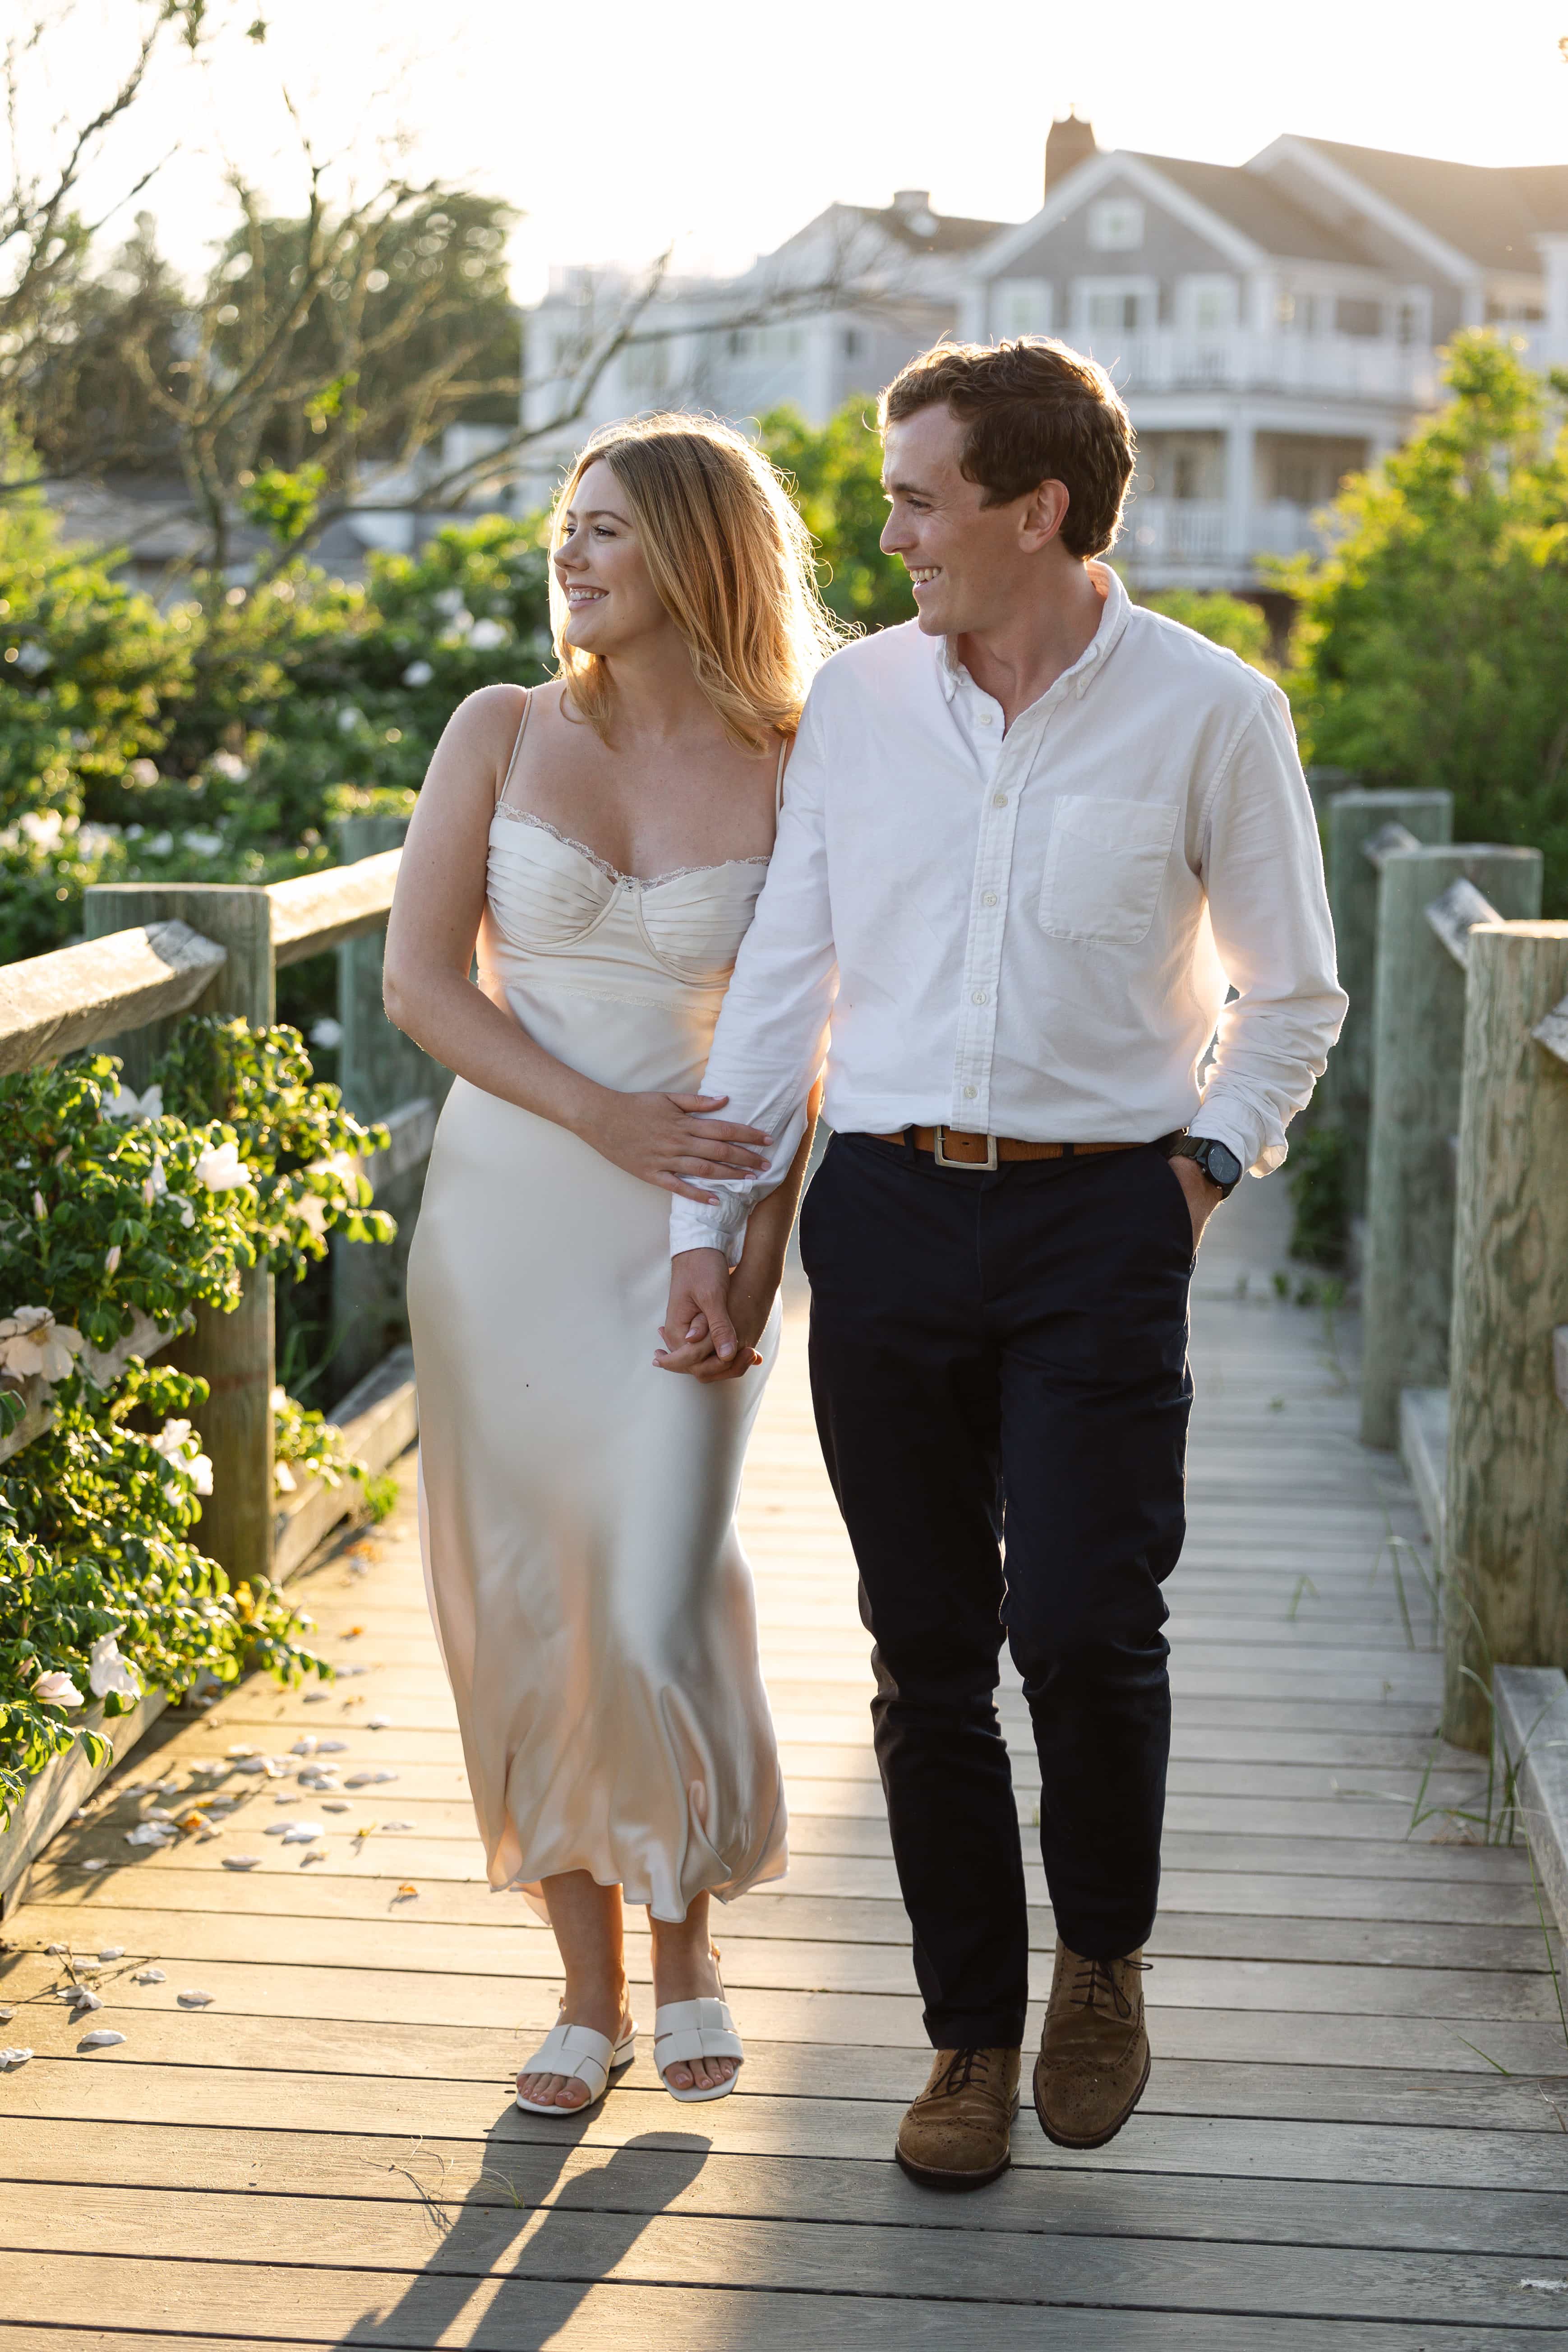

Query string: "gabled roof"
[1125, 153, 1379, 267]
[863, 202, 1010, 258]
[1279, 137, 1568, 274]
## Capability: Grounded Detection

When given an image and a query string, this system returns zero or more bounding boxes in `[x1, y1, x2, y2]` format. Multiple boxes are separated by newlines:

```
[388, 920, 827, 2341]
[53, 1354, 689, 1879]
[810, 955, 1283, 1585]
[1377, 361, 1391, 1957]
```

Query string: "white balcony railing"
[1082, 329, 1437, 405]
[1121, 497, 1329, 575]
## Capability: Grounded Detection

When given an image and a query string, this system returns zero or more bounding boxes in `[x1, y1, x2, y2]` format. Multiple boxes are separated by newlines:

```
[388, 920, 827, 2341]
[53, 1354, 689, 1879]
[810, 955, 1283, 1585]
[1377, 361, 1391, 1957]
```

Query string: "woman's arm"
[655, 1079, 823, 1381]
[382, 685, 768, 1204]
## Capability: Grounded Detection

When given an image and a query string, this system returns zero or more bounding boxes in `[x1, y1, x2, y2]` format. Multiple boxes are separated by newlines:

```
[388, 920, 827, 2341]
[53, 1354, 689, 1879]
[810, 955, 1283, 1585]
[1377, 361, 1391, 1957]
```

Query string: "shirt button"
[992, 793, 1007, 809]
[963, 1084, 978, 1100]
[982, 890, 997, 908]
[971, 989, 988, 1005]
[979, 712, 994, 727]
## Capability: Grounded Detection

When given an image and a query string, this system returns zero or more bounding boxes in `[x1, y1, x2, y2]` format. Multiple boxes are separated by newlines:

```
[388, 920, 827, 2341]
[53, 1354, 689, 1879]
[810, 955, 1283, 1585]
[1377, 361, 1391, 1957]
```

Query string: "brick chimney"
[1045, 111, 1096, 202]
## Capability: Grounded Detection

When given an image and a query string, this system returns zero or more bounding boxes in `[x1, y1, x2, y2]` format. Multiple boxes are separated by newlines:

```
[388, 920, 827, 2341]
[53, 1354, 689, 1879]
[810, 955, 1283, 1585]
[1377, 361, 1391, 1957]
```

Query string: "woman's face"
[553, 458, 673, 659]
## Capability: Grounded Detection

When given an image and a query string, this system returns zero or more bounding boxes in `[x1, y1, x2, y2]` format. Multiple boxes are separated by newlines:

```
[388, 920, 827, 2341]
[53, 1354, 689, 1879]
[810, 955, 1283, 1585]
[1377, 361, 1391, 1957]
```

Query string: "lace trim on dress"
[493, 804, 770, 890]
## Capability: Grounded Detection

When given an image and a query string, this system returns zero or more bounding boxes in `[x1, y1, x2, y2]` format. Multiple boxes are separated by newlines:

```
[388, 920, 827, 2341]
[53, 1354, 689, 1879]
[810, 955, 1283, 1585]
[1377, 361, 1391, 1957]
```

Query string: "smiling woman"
[383, 408, 835, 2121]
[550, 414, 840, 754]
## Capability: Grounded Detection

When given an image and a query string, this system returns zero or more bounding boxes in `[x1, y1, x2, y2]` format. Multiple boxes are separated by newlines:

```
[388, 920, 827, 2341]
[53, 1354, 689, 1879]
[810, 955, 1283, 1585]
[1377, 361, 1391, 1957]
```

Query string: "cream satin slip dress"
[406, 688, 788, 1921]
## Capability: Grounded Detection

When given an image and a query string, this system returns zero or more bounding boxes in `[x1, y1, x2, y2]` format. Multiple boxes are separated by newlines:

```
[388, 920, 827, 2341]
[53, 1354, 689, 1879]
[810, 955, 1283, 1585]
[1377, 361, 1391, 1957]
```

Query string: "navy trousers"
[798, 1131, 1194, 2051]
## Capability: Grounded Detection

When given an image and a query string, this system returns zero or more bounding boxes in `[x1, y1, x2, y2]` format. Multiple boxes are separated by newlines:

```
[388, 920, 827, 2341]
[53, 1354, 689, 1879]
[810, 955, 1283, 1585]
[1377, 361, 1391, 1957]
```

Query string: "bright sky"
[40, 0, 1568, 298]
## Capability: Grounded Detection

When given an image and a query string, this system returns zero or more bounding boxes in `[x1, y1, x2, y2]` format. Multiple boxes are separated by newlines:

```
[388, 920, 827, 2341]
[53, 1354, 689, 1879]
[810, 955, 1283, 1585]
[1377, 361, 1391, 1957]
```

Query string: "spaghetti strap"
[495, 687, 533, 811]
[773, 733, 788, 820]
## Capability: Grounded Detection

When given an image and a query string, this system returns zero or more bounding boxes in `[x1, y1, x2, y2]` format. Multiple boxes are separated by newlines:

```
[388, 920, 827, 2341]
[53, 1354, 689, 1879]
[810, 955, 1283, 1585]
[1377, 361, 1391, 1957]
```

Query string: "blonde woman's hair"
[549, 413, 846, 751]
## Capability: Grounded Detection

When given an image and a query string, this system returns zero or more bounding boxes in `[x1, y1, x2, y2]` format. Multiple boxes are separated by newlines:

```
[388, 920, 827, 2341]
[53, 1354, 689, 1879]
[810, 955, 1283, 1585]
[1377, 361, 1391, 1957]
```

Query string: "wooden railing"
[1326, 787, 1568, 1750]
[0, 818, 439, 1589]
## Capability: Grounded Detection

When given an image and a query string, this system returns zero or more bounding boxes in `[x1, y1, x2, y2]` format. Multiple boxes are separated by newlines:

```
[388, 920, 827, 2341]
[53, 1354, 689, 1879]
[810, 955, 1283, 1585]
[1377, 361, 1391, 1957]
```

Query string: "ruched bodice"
[406, 775, 787, 1926]
[480, 811, 770, 1094]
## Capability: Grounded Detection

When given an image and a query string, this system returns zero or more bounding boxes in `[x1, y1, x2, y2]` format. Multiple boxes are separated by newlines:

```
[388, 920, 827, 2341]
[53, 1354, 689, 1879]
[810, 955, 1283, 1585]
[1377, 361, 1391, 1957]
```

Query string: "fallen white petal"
[97, 1947, 125, 1960]
[318, 1739, 349, 1752]
[78, 2029, 126, 2050]
[380, 1822, 415, 1832]
[291, 1737, 318, 1757]
[79, 1859, 110, 1872]
[1521, 2280, 1568, 2293]
[367, 1715, 390, 1729]
[227, 1744, 258, 1758]
[0, 2049, 33, 2068]
[177, 1989, 215, 2007]
[125, 1823, 176, 1846]
[303, 1690, 330, 1704]
[58, 1990, 101, 2010]
[44, 1943, 67, 1956]
[133, 1969, 166, 1985]
[0, 2007, 12, 2023]
[221, 1856, 261, 1870]
[336, 1665, 368, 1676]
[322, 1801, 350, 1813]
[300, 1850, 326, 1866]
[280, 1822, 323, 1844]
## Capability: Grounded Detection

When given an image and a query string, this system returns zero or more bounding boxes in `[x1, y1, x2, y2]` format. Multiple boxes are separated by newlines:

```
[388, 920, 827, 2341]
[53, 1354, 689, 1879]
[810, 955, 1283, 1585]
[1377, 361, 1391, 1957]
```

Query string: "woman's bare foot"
[650, 1895, 735, 2094]
[516, 1869, 632, 2111]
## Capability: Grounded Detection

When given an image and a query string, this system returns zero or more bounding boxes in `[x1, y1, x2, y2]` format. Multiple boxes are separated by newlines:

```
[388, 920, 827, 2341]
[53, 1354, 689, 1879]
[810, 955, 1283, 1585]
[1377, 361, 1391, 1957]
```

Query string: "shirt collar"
[937, 560, 1131, 707]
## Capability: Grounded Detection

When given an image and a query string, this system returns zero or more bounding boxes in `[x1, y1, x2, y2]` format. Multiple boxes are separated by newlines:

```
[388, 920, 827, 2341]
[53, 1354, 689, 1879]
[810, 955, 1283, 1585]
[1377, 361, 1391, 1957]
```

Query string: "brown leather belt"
[872, 1127, 1142, 1170]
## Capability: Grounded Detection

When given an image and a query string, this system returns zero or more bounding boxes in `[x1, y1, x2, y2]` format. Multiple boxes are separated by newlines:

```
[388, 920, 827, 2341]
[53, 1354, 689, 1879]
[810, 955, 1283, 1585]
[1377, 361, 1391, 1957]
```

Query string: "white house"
[517, 191, 1009, 508]
[961, 133, 1568, 593]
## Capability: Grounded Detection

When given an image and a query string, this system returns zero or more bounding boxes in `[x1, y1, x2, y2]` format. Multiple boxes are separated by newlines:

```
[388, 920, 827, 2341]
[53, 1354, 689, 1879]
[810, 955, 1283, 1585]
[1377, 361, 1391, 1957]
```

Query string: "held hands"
[576, 1091, 769, 1204]
[655, 1248, 772, 1384]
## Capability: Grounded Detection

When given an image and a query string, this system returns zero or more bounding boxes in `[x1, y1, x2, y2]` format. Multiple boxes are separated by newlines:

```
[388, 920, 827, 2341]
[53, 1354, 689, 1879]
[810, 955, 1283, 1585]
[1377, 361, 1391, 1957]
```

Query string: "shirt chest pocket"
[1038, 794, 1179, 946]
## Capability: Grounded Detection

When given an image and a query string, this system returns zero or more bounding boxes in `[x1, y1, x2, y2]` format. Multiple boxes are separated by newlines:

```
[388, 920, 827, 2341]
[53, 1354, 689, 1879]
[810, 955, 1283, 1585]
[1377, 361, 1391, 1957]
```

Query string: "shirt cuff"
[1189, 1112, 1265, 1181]
[669, 1195, 750, 1262]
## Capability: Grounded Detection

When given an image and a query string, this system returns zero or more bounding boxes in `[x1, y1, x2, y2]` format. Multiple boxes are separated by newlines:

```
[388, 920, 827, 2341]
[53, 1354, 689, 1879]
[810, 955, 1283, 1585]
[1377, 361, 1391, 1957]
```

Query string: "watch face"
[1206, 1142, 1242, 1188]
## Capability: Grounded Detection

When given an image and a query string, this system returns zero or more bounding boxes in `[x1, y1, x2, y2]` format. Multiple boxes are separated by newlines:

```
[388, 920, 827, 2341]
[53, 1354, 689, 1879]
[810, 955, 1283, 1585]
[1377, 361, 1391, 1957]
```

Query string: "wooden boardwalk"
[3, 1177, 1566, 2348]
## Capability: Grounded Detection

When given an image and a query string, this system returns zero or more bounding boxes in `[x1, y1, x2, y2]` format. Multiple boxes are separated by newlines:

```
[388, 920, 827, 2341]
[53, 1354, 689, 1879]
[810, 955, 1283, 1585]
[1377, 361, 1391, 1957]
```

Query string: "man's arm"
[664, 689, 839, 1361]
[1194, 682, 1348, 1176]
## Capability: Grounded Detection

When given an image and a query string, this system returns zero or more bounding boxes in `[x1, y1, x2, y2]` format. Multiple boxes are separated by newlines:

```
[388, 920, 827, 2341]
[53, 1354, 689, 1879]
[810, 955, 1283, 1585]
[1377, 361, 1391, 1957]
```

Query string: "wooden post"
[83, 884, 276, 1590]
[1443, 921, 1568, 1751]
[328, 817, 451, 1397]
[1359, 846, 1542, 1448]
[1323, 789, 1452, 1206]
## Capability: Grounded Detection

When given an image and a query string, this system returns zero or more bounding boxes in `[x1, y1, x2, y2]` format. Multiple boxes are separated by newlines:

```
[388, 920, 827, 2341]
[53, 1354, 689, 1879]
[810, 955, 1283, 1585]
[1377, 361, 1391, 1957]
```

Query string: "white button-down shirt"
[669, 562, 1347, 1261]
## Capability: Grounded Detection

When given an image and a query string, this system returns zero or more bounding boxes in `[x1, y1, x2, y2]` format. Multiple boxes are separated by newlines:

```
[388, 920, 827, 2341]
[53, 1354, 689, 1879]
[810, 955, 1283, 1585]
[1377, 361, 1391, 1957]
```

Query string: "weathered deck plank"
[2, 1175, 1564, 2343]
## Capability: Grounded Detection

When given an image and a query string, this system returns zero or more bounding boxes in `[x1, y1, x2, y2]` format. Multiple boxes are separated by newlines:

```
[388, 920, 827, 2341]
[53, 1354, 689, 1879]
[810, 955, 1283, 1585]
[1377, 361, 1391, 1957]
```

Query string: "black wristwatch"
[1167, 1133, 1243, 1198]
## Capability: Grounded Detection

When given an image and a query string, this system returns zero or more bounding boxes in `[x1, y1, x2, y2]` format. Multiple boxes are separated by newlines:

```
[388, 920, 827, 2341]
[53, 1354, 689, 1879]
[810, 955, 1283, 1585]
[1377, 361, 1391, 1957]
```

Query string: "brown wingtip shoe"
[895, 2045, 1020, 2191]
[1033, 1937, 1151, 2150]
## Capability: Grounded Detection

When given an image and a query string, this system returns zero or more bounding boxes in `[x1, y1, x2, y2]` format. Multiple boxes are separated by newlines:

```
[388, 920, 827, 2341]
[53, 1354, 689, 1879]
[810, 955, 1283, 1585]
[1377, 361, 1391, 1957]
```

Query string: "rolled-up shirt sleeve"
[1192, 682, 1348, 1177]
[669, 691, 839, 1260]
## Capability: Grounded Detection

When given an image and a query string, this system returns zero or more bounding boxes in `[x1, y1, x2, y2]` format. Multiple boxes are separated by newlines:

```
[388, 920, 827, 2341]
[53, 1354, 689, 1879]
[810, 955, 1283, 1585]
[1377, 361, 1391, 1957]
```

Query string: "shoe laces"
[933, 2047, 993, 2098]
[1069, 1955, 1150, 2022]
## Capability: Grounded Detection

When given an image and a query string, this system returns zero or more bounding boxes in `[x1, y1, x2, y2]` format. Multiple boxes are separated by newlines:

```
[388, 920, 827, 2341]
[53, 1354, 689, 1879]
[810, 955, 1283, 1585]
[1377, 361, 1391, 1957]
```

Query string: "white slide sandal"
[654, 1996, 744, 2103]
[514, 2017, 636, 2116]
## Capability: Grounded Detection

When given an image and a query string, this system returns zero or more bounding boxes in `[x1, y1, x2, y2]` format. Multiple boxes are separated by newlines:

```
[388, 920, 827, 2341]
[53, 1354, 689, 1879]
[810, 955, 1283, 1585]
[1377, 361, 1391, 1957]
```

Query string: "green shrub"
[1286, 332, 1568, 912]
[1286, 1121, 1350, 1269]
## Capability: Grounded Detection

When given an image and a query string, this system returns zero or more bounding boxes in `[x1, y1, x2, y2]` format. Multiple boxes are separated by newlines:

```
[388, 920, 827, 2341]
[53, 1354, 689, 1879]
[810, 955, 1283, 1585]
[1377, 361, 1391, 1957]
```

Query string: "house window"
[994, 279, 1053, 338]
[1395, 300, 1424, 346]
[1087, 198, 1144, 253]
[1135, 431, 1225, 503]
[1259, 434, 1370, 507]
[1078, 279, 1151, 339]
[1335, 296, 1383, 338]
[841, 327, 862, 358]
[1182, 276, 1237, 332]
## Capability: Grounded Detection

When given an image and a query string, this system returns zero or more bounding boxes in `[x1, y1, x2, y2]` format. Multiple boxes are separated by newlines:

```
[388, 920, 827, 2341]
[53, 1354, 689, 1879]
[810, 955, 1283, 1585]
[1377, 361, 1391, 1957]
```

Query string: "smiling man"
[661, 338, 1347, 2189]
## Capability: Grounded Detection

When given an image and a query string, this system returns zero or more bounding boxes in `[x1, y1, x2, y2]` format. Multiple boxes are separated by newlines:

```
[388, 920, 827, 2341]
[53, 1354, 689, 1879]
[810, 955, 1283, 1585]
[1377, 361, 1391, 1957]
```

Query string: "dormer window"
[1087, 198, 1144, 254]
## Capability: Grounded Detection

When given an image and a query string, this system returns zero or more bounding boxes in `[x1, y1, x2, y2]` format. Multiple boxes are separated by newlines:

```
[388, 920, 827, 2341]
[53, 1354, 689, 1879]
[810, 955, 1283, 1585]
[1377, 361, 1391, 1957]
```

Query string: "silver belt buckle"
[933, 1125, 998, 1171]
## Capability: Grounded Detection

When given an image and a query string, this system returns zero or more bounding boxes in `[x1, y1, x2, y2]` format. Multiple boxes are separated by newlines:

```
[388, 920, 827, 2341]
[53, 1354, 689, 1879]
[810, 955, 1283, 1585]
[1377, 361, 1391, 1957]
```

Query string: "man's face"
[880, 403, 1041, 638]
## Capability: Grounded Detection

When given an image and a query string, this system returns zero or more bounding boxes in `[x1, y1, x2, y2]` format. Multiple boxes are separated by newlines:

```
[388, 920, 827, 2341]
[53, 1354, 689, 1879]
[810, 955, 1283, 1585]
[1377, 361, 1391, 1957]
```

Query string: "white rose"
[0, 1307, 85, 1383]
[33, 1670, 84, 1708]
[194, 1140, 249, 1192]
[102, 1082, 164, 1122]
[88, 1632, 141, 1703]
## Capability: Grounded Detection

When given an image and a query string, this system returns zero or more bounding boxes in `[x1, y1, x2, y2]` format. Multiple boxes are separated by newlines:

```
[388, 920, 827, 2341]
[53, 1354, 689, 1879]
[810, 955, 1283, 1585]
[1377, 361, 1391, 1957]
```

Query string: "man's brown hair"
[879, 339, 1135, 560]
